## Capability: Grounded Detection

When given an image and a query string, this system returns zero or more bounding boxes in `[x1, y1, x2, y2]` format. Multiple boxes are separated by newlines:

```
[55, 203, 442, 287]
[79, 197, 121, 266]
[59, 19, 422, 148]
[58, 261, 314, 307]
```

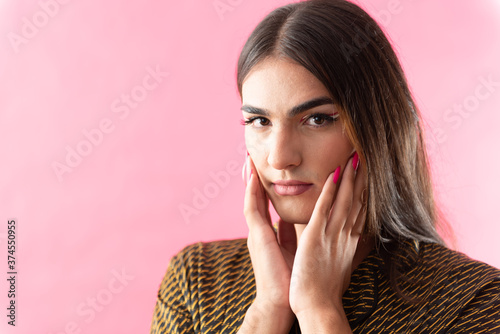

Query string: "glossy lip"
[272, 180, 313, 196]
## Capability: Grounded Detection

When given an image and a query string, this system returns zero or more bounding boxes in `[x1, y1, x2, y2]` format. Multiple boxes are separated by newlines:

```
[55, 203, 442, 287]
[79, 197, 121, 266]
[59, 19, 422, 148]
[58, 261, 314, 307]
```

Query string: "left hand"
[289, 153, 368, 324]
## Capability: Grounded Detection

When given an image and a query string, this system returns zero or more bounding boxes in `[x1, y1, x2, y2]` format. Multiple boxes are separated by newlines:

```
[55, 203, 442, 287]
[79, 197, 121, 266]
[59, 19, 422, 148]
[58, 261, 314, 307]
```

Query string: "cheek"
[306, 135, 353, 173]
[245, 131, 267, 166]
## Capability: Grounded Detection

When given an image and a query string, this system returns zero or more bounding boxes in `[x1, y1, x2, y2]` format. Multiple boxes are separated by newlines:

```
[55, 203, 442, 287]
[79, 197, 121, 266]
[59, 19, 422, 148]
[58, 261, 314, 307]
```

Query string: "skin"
[238, 57, 372, 333]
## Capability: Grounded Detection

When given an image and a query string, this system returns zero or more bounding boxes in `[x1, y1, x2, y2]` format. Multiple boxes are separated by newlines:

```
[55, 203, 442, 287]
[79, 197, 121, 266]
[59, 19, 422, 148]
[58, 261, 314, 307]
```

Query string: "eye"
[240, 117, 271, 127]
[303, 113, 338, 127]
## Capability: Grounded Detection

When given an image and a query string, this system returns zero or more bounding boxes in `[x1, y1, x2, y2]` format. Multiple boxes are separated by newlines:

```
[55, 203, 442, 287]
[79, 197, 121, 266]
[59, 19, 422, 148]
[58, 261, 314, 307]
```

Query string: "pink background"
[1, 0, 499, 333]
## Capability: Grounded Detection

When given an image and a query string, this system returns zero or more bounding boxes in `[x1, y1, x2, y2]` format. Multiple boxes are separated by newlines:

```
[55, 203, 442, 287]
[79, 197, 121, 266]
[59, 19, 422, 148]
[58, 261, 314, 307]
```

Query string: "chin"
[270, 198, 314, 225]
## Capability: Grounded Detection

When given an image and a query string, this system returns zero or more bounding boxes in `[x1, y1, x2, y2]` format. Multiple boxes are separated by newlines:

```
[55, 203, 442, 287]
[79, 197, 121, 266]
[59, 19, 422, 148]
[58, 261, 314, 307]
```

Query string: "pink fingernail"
[352, 152, 359, 171]
[333, 166, 340, 184]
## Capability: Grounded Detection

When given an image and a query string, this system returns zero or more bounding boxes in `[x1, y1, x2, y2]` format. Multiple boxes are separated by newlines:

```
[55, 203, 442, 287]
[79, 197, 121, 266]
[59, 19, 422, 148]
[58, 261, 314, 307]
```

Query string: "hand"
[240, 152, 368, 333]
[289, 153, 368, 331]
[239, 155, 297, 333]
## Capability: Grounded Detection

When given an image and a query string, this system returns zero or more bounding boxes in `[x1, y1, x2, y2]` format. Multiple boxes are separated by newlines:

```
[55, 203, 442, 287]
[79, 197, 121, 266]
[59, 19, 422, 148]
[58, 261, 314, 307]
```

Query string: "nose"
[267, 126, 302, 170]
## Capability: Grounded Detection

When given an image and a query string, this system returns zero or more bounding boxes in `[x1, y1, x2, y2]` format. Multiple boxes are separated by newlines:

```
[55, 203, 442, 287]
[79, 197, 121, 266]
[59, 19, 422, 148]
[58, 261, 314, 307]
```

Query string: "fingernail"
[352, 151, 359, 171]
[246, 150, 249, 157]
[333, 166, 340, 184]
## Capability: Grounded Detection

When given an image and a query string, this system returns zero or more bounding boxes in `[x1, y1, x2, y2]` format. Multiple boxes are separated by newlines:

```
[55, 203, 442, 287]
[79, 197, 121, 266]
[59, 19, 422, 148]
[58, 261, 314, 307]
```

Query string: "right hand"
[240, 154, 297, 333]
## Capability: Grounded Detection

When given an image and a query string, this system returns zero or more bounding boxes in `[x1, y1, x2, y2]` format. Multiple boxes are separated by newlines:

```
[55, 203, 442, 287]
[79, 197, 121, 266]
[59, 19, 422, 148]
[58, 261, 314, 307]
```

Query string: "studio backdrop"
[1, 0, 499, 333]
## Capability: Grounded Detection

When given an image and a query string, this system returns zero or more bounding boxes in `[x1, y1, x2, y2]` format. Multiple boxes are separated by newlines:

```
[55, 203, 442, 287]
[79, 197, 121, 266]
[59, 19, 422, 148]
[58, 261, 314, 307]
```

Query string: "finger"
[242, 152, 248, 187]
[243, 166, 264, 228]
[344, 155, 367, 235]
[349, 160, 368, 236]
[244, 156, 273, 232]
[257, 161, 273, 224]
[244, 173, 279, 261]
[248, 155, 272, 221]
[308, 167, 339, 233]
[326, 154, 357, 235]
[246, 152, 252, 186]
[352, 199, 368, 237]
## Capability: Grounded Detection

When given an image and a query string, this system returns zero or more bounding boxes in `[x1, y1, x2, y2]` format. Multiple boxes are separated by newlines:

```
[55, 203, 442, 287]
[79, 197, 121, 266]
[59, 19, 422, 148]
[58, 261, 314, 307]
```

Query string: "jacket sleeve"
[150, 254, 195, 334]
[446, 278, 500, 333]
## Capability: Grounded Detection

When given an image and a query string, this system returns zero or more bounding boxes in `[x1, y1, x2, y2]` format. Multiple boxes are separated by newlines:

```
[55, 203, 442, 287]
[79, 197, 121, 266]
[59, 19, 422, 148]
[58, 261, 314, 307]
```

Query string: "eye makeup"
[241, 111, 339, 127]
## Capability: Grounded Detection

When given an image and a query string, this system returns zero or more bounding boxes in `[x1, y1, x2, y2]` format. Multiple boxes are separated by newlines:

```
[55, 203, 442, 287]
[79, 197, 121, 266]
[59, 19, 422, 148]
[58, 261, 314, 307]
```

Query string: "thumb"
[242, 152, 249, 187]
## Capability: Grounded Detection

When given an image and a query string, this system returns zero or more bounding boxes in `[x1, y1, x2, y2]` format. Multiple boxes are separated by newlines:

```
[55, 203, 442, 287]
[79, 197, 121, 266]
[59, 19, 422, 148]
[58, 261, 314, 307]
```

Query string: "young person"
[151, 1, 500, 332]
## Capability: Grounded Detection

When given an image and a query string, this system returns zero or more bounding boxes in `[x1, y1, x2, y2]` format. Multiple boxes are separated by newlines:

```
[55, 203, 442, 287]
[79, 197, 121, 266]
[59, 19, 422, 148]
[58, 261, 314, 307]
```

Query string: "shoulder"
[166, 238, 251, 283]
[160, 238, 254, 326]
[417, 241, 500, 285]
[364, 240, 500, 332]
[410, 241, 499, 318]
[414, 242, 500, 331]
[171, 238, 249, 266]
[152, 239, 253, 332]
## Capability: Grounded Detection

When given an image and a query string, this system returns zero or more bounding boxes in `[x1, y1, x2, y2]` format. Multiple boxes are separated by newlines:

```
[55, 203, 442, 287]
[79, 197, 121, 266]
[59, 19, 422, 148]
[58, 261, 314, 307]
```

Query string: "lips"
[272, 180, 313, 196]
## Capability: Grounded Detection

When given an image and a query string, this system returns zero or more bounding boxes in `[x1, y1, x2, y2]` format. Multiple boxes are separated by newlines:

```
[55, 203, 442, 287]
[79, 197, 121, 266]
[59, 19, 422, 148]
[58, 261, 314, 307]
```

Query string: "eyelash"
[240, 113, 339, 128]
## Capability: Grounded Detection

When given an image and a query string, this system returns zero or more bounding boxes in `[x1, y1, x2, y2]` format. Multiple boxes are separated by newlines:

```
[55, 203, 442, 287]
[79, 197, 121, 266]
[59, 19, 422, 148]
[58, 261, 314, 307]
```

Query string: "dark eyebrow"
[241, 96, 334, 117]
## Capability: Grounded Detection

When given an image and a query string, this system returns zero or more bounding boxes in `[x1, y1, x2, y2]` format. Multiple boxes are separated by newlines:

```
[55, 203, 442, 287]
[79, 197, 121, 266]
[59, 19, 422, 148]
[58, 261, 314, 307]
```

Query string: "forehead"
[241, 58, 331, 111]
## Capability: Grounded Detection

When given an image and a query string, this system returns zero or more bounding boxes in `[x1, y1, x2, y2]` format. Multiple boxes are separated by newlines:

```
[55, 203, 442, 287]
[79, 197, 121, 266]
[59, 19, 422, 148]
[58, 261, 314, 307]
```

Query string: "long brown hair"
[236, 0, 449, 287]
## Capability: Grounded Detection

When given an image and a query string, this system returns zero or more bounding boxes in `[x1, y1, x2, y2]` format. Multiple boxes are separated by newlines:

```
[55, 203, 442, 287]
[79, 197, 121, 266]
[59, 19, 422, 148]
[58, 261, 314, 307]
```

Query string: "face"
[241, 57, 355, 224]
